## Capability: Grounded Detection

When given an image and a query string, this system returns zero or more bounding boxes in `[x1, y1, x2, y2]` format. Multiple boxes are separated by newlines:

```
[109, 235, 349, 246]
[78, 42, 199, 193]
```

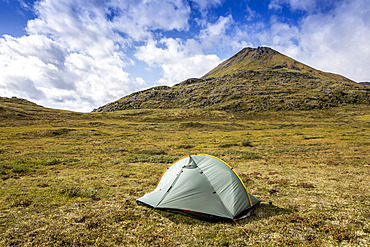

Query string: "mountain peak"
[93, 47, 369, 113]
[239, 46, 279, 56]
[202, 46, 305, 78]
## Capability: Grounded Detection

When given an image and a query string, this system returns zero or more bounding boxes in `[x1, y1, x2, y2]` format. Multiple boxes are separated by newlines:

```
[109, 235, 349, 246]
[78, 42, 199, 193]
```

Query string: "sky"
[0, 0, 369, 112]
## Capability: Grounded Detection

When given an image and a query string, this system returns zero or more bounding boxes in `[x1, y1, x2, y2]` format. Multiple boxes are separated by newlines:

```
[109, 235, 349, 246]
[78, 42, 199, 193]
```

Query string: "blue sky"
[0, 0, 369, 112]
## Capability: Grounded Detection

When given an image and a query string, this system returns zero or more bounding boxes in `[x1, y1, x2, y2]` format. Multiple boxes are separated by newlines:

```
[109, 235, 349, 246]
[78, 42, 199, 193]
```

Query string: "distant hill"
[359, 82, 370, 86]
[93, 47, 369, 112]
[0, 97, 81, 125]
[0, 97, 45, 119]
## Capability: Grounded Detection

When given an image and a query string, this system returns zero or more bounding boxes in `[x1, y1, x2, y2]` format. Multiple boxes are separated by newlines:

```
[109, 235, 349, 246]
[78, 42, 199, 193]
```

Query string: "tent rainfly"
[137, 154, 261, 221]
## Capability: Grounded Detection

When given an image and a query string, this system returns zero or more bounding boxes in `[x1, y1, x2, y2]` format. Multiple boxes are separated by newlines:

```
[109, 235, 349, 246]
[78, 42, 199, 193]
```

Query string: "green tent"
[137, 154, 261, 221]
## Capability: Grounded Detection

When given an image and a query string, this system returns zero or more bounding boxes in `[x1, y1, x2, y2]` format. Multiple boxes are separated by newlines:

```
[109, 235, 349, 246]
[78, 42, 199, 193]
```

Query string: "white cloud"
[268, 0, 318, 12]
[135, 38, 221, 85]
[0, 32, 137, 112]
[0, 76, 46, 100]
[199, 14, 234, 49]
[283, 0, 370, 82]
[245, 5, 257, 21]
[108, 0, 191, 41]
[191, 0, 222, 10]
[27, 0, 123, 58]
[1, 0, 193, 112]
[236, 0, 370, 82]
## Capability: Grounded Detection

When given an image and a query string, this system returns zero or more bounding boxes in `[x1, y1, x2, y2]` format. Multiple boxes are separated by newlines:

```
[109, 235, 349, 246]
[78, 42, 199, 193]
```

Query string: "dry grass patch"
[0, 106, 369, 246]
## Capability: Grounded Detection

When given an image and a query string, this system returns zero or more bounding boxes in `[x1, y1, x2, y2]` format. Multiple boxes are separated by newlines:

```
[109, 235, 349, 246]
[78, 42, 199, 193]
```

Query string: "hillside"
[0, 97, 83, 126]
[93, 47, 369, 112]
[359, 82, 370, 86]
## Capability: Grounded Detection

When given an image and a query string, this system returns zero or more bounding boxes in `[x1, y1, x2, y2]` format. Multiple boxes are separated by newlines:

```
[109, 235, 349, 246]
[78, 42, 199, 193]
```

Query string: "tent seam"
[155, 167, 185, 208]
[198, 153, 253, 207]
[156, 155, 190, 187]
[196, 165, 234, 219]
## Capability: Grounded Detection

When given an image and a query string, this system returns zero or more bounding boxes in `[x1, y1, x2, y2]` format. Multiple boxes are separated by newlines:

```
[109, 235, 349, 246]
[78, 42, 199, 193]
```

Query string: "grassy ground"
[0, 105, 369, 246]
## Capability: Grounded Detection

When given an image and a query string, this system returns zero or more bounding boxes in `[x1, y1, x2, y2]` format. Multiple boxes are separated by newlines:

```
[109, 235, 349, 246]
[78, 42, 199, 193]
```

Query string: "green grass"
[0, 104, 369, 246]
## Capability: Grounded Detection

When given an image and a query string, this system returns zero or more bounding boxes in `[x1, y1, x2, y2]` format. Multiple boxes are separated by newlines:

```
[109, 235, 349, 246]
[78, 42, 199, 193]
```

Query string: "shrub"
[176, 144, 195, 149]
[46, 159, 62, 166]
[136, 149, 167, 155]
[241, 152, 261, 160]
[12, 165, 33, 174]
[121, 155, 177, 164]
[241, 140, 253, 147]
[180, 122, 204, 128]
[60, 187, 100, 200]
[297, 182, 315, 188]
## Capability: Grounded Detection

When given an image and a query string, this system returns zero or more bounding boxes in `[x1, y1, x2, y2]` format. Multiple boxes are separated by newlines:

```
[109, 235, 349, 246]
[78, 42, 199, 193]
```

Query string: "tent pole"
[233, 219, 249, 236]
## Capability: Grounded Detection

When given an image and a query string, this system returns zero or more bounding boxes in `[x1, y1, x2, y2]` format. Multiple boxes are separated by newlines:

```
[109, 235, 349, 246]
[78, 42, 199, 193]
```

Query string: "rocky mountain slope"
[93, 47, 369, 112]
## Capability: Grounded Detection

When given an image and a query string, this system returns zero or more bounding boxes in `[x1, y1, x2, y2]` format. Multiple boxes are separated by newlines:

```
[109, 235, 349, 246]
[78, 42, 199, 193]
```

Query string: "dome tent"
[137, 154, 261, 221]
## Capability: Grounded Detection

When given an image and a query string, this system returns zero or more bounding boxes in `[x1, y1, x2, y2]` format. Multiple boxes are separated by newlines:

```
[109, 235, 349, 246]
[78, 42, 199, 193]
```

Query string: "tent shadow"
[151, 202, 291, 225]
[154, 209, 211, 225]
[237, 202, 292, 225]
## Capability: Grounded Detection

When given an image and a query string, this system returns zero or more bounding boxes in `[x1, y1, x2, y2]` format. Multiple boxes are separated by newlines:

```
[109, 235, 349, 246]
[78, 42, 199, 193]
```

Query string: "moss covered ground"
[0, 104, 369, 246]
